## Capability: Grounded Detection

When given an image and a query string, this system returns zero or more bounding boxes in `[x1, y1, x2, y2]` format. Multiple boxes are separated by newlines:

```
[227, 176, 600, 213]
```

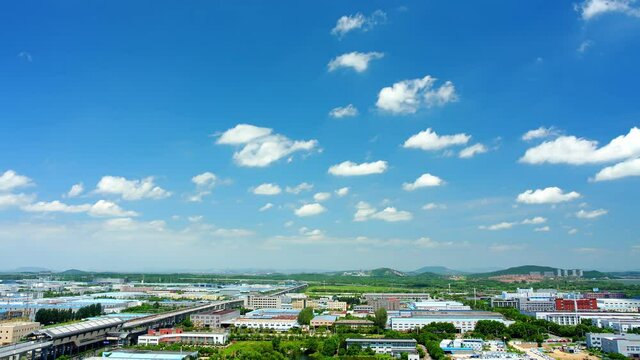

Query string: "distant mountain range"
[0, 265, 628, 279]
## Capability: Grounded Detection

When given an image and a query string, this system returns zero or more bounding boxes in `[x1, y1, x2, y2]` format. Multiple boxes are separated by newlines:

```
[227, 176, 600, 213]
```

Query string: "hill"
[336, 268, 408, 277]
[412, 266, 466, 275]
[471, 265, 557, 278]
[58, 269, 91, 275]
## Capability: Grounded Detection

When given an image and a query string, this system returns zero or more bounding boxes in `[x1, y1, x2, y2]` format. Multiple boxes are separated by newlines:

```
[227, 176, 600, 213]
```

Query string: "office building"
[310, 315, 337, 327]
[535, 311, 640, 326]
[0, 321, 41, 345]
[137, 329, 228, 346]
[389, 311, 513, 333]
[409, 301, 471, 311]
[598, 318, 640, 333]
[584, 292, 626, 299]
[597, 299, 640, 312]
[587, 333, 640, 357]
[362, 293, 430, 302]
[368, 298, 401, 311]
[244, 295, 282, 310]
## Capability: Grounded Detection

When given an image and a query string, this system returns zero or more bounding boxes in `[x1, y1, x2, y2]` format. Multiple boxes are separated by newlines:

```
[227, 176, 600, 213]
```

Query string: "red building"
[555, 298, 598, 311]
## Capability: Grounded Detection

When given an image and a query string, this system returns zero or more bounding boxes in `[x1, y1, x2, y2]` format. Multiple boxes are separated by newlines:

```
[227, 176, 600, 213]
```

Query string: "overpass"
[0, 299, 243, 360]
[270, 283, 308, 296]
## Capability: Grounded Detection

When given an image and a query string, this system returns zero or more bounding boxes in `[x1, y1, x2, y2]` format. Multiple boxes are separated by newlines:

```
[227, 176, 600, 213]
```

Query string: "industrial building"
[232, 309, 300, 331]
[310, 315, 337, 327]
[555, 298, 598, 311]
[137, 329, 228, 345]
[534, 311, 640, 326]
[409, 301, 471, 311]
[597, 298, 640, 312]
[587, 333, 640, 357]
[439, 339, 484, 354]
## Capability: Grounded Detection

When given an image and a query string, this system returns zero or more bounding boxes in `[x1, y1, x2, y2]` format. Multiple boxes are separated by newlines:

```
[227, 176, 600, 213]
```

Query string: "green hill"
[471, 265, 557, 278]
[412, 266, 466, 275]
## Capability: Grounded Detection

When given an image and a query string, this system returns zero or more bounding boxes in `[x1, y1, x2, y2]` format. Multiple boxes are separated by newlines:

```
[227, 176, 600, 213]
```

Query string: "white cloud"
[88, 200, 138, 217]
[422, 202, 446, 210]
[489, 244, 525, 252]
[285, 183, 314, 194]
[522, 126, 558, 141]
[313, 192, 331, 202]
[568, 228, 579, 235]
[403, 128, 470, 151]
[252, 183, 282, 195]
[520, 127, 640, 165]
[329, 104, 359, 118]
[577, 0, 640, 20]
[259, 203, 274, 212]
[188, 172, 217, 202]
[212, 228, 254, 238]
[402, 173, 444, 191]
[593, 158, 640, 181]
[578, 40, 593, 53]
[521, 216, 547, 225]
[413, 237, 454, 248]
[67, 183, 84, 198]
[479, 222, 516, 231]
[294, 203, 326, 217]
[328, 160, 388, 176]
[299, 227, 324, 239]
[216, 124, 318, 167]
[534, 226, 551, 232]
[576, 209, 608, 219]
[354, 201, 412, 222]
[335, 187, 350, 197]
[188, 215, 203, 223]
[516, 187, 581, 204]
[22, 199, 137, 217]
[18, 51, 33, 62]
[0, 170, 33, 192]
[376, 76, 458, 114]
[96, 176, 171, 200]
[192, 172, 217, 188]
[331, 10, 386, 38]
[459, 143, 487, 158]
[328, 51, 384, 73]
[0, 193, 36, 209]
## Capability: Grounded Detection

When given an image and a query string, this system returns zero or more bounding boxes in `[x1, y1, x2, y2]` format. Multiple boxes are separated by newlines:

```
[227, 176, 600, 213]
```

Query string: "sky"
[1, 0, 640, 272]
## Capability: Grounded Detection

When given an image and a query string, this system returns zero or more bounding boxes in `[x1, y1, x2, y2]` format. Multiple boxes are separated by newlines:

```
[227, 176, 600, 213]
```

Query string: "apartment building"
[0, 321, 41, 345]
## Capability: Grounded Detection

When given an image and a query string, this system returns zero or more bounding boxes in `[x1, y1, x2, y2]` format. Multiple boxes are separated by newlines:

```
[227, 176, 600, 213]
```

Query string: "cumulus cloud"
[577, 0, 640, 20]
[403, 128, 470, 151]
[328, 160, 388, 176]
[354, 201, 413, 222]
[479, 222, 516, 231]
[521, 216, 547, 225]
[285, 183, 313, 194]
[328, 51, 384, 73]
[313, 192, 331, 202]
[576, 209, 608, 219]
[216, 124, 318, 167]
[192, 172, 217, 187]
[188, 172, 217, 202]
[22, 199, 138, 217]
[376, 76, 458, 114]
[520, 127, 640, 165]
[402, 173, 444, 191]
[522, 126, 558, 141]
[593, 158, 640, 181]
[517, 187, 581, 204]
[299, 227, 324, 239]
[252, 183, 282, 195]
[67, 183, 84, 198]
[534, 226, 551, 232]
[422, 203, 446, 210]
[294, 203, 326, 217]
[0, 170, 33, 192]
[0, 193, 36, 209]
[331, 10, 387, 38]
[568, 228, 579, 235]
[329, 104, 359, 118]
[459, 143, 488, 158]
[259, 203, 274, 212]
[335, 187, 350, 197]
[96, 176, 171, 200]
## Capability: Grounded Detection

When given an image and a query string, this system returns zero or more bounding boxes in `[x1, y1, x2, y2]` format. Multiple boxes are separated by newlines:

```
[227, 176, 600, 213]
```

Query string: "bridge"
[0, 299, 243, 360]
[270, 283, 307, 296]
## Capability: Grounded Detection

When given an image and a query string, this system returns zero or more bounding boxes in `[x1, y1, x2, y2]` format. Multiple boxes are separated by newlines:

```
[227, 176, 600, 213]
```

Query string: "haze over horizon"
[1, 1, 640, 272]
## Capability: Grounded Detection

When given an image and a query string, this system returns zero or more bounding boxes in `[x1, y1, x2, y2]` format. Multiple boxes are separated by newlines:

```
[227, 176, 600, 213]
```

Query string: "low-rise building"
[587, 333, 640, 357]
[137, 329, 228, 345]
[190, 309, 239, 328]
[440, 339, 484, 354]
[334, 319, 375, 329]
[0, 321, 41, 345]
[232, 309, 300, 331]
[410, 301, 471, 311]
[535, 311, 640, 326]
[345, 338, 418, 357]
[310, 315, 337, 327]
[598, 318, 640, 333]
[555, 298, 598, 311]
[363, 293, 430, 302]
[389, 311, 513, 333]
[245, 295, 282, 310]
[597, 298, 640, 312]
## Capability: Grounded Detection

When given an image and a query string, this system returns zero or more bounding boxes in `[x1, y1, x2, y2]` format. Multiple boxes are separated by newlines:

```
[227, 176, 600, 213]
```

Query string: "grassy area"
[306, 284, 426, 295]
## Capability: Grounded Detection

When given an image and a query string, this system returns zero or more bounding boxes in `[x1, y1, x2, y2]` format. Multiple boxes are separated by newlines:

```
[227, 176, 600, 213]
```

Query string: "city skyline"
[1, 1, 640, 271]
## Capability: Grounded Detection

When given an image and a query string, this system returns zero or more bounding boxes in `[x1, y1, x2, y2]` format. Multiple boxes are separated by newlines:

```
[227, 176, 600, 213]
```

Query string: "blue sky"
[1, 1, 640, 272]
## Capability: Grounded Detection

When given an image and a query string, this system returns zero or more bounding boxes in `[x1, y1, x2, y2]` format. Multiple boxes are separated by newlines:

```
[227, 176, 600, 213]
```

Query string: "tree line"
[35, 303, 103, 325]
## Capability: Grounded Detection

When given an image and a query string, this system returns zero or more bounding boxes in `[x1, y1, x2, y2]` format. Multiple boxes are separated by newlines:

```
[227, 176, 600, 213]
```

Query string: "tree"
[321, 336, 339, 356]
[474, 320, 508, 339]
[297, 307, 314, 325]
[374, 308, 388, 330]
